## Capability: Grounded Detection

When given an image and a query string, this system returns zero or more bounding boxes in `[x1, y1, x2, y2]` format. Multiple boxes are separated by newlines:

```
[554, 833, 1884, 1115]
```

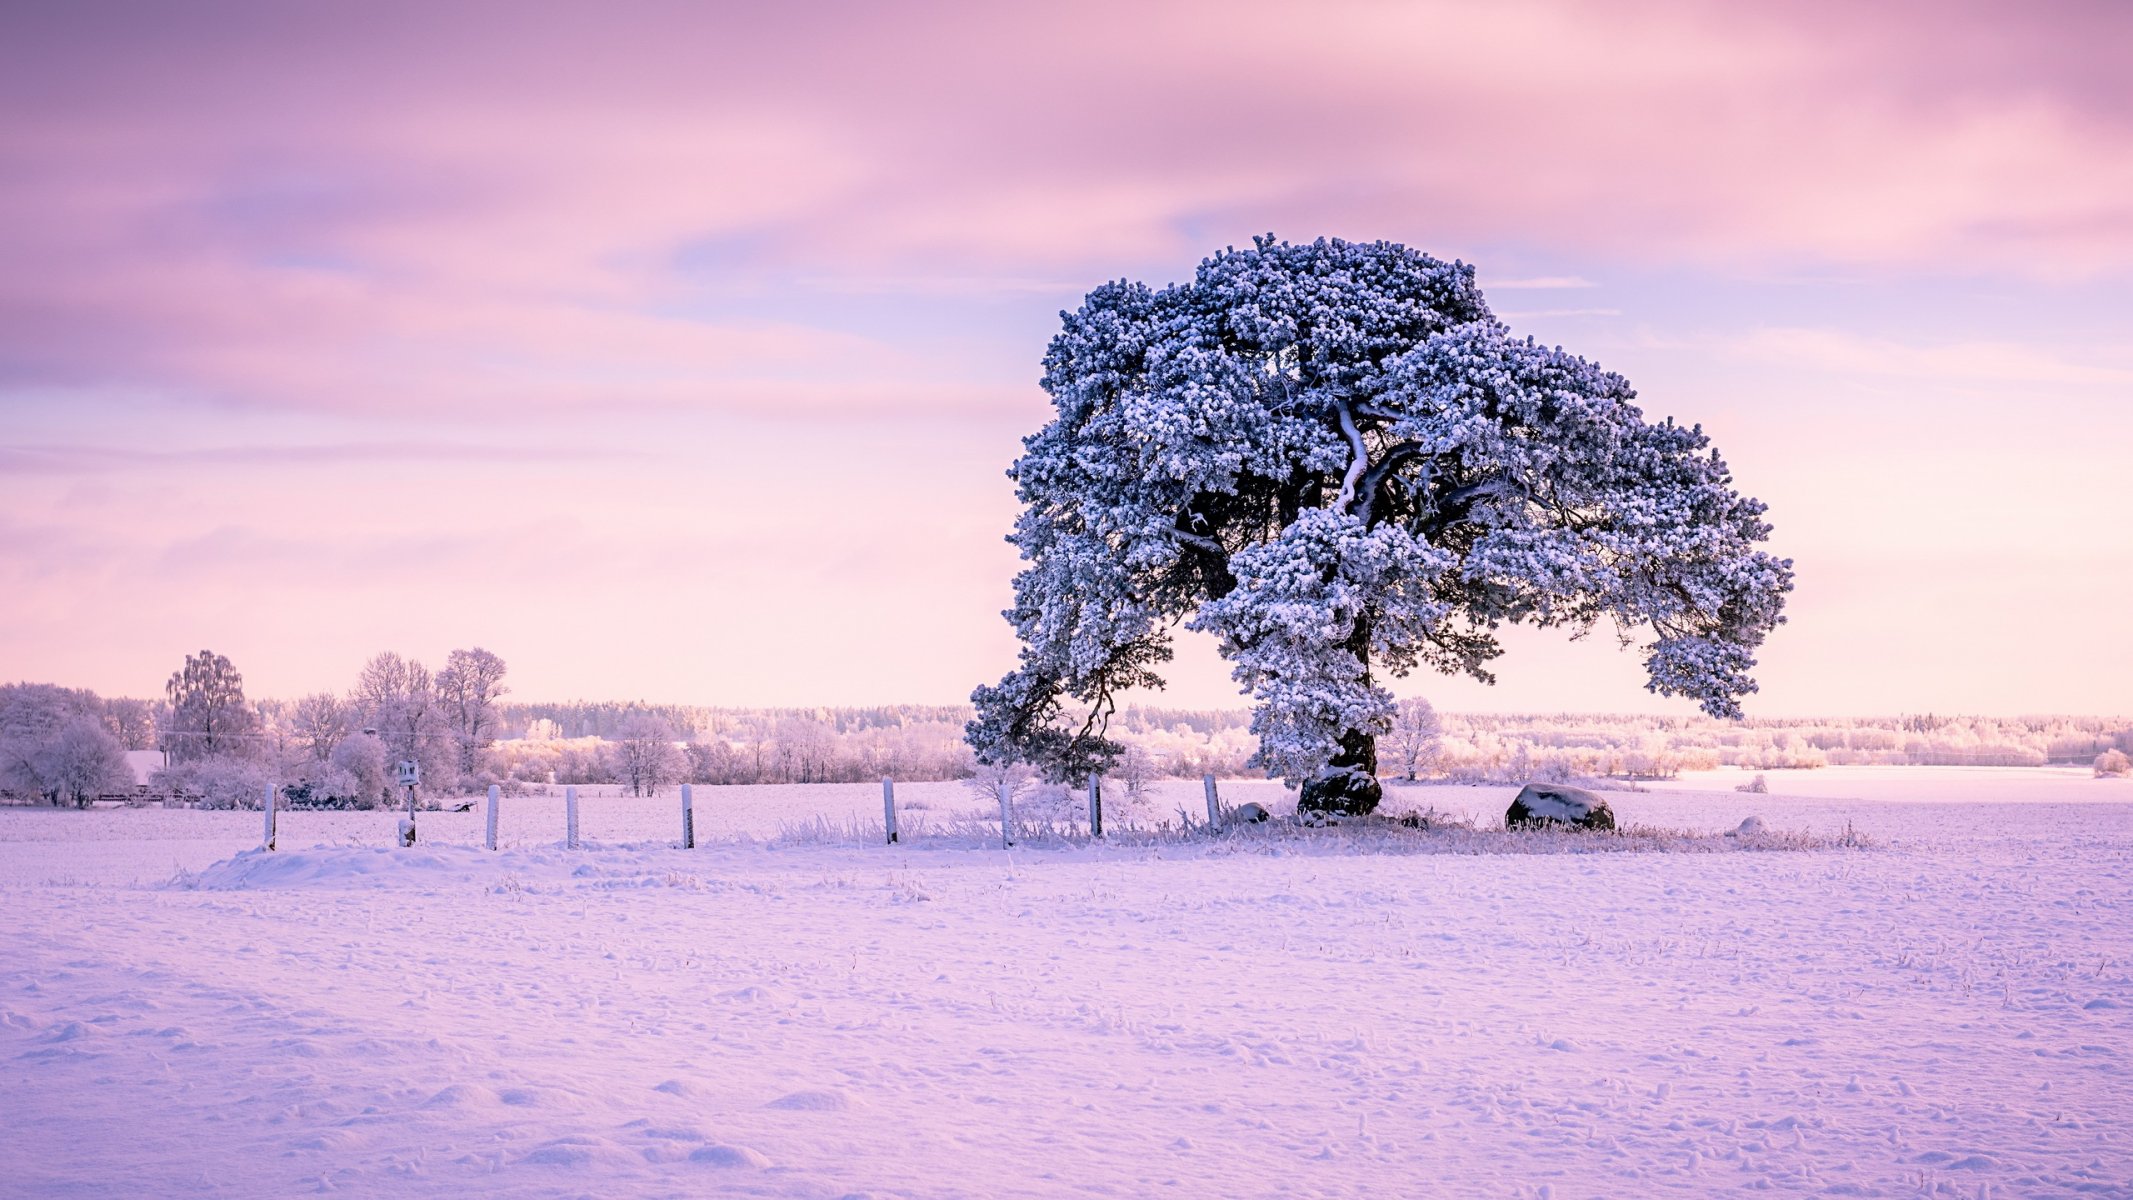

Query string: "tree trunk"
[1298, 610, 1384, 817]
[1334, 612, 1379, 776]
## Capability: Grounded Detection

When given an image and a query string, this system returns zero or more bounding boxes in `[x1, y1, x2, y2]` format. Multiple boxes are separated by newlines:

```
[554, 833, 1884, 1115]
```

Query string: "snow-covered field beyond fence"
[2, 768, 2129, 1198]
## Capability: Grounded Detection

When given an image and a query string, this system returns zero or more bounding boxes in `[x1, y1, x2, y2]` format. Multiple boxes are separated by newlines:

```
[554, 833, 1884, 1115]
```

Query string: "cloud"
[1729, 327, 2133, 387]
[0, 441, 637, 475]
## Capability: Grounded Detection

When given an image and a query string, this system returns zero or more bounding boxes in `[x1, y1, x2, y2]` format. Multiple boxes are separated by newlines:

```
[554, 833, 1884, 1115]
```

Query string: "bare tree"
[164, 650, 257, 763]
[291, 693, 350, 761]
[351, 652, 456, 790]
[1386, 697, 1444, 781]
[1118, 744, 1157, 800]
[610, 714, 685, 797]
[435, 647, 509, 773]
[105, 698, 157, 749]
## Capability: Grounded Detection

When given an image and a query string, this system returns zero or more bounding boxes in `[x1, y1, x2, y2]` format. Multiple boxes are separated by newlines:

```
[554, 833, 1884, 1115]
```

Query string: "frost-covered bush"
[963, 761, 1032, 809]
[27, 716, 134, 806]
[969, 236, 1790, 805]
[2097, 749, 2132, 778]
[154, 754, 280, 809]
[329, 733, 389, 806]
[1737, 773, 1769, 794]
[1017, 781, 1082, 824]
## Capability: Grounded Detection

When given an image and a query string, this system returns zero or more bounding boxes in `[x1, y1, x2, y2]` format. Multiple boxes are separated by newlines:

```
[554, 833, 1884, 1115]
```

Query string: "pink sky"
[2, 1, 2129, 715]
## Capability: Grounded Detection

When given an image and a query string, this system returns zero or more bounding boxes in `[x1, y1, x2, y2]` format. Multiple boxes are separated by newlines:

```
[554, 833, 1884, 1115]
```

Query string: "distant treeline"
[486, 704, 2133, 789]
[8, 666, 2131, 808]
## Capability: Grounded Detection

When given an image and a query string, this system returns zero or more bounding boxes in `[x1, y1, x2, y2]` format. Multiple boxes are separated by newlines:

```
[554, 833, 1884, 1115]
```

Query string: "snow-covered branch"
[1332, 399, 1370, 513]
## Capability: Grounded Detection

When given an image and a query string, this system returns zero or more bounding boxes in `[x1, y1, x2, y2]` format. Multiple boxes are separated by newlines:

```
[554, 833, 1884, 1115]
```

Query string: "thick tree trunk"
[1333, 613, 1379, 776]
[1299, 611, 1384, 817]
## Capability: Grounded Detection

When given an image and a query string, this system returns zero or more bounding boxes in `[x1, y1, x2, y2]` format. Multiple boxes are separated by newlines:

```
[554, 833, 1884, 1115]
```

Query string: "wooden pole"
[400, 782, 417, 846]
[261, 781, 276, 851]
[1203, 774, 1221, 830]
[681, 783, 695, 849]
[882, 778, 898, 845]
[565, 785, 579, 849]
[485, 784, 500, 850]
[1088, 775, 1103, 839]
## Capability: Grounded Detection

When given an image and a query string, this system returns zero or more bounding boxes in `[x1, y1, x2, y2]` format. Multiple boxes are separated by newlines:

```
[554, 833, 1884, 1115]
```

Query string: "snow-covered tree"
[38, 716, 134, 807]
[105, 697, 157, 749]
[1385, 696, 1443, 781]
[609, 714, 685, 797]
[969, 236, 1790, 814]
[164, 650, 257, 764]
[290, 692, 350, 761]
[435, 647, 509, 773]
[329, 732, 390, 806]
[350, 652, 457, 792]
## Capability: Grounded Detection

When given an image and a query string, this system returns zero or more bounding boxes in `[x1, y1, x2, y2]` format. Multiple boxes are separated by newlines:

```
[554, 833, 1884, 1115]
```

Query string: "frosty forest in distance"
[6, 658, 2131, 811]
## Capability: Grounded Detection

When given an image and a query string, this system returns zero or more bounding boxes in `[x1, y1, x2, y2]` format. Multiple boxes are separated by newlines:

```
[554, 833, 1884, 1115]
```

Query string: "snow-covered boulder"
[1299, 765, 1383, 817]
[1232, 802, 1271, 824]
[1729, 815, 1767, 837]
[1506, 784, 1615, 831]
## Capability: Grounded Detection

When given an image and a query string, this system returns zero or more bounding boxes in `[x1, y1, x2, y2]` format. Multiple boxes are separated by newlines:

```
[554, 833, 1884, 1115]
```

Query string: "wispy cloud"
[0, 441, 638, 474]
[1730, 327, 2133, 387]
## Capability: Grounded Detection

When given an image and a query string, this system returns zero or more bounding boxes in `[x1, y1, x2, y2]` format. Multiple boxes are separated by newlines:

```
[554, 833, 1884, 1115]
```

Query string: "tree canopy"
[967, 236, 1791, 805]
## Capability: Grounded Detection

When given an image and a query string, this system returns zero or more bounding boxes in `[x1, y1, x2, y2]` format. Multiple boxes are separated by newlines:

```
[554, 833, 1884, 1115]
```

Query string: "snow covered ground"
[2, 769, 2129, 1198]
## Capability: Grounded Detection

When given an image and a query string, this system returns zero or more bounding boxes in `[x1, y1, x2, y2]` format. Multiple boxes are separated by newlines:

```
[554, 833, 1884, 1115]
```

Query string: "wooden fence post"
[1203, 774, 1221, 830]
[1088, 775, 1103, 839]
[261, 781, 276, 851]
[882, 778, 898, 845]
[485, 784, 500, 850]
[681, 783, 695, 849]
[565, 785, 579, 849]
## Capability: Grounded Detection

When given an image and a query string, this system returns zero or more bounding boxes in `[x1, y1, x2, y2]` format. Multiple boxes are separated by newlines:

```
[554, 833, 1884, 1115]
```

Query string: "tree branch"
[1161, 526, 1229, 558]
[1355, 443, 1428, 526]
[1333, 399, 1370, 513]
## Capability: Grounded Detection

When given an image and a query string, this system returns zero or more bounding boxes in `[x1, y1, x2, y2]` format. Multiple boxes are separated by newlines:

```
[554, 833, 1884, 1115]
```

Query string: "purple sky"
[3, 1, 2129, 714]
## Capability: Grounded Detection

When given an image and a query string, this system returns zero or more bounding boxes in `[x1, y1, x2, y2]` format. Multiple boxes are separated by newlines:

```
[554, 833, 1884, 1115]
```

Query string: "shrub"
[153, 755, 279, 809]
[2097, 749, 2132, 778]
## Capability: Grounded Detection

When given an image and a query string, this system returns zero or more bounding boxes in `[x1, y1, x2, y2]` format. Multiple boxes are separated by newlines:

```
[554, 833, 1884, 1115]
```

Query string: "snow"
[3, 769, 2130, 1197]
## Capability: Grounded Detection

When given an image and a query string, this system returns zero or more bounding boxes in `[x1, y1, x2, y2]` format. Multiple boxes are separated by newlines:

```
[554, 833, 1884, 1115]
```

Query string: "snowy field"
[3, 769, 2130, 1198]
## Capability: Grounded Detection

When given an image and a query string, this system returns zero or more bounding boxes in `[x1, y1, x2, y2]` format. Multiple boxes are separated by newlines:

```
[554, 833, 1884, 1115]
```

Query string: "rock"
[1729, 815, 1767, 837]
[1232, 802, 1271, 823]
[1505, 783, 1615, 831]
[1298, 765, 1383, 817]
